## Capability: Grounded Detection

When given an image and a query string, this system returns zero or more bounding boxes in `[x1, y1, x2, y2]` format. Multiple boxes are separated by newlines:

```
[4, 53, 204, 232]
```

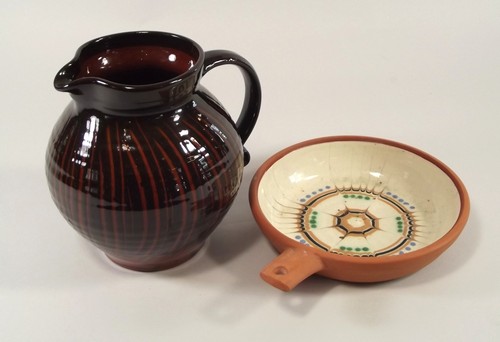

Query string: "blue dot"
[392, 194, 398, 199]
[325, 185, 331, 189]
[312, 191, 317, 195]
[295, 235, 301, 239]
[410, 242, 416, 246]
[318, 188, 323, 192]
[300, 199, 306, 203]
[399, 251, 404, 255]
[405, 247, 411, 251]
[306, 195, 311, 198]
[399, 198, 404, 203]
[387, 192, 392, 195]
[404, 202, 409, 205]
[410, 206, 415, 210]
[300, 240, 306, 244]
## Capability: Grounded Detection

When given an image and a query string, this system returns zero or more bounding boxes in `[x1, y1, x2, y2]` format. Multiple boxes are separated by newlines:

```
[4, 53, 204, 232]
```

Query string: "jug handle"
[202, 50, 262, 165]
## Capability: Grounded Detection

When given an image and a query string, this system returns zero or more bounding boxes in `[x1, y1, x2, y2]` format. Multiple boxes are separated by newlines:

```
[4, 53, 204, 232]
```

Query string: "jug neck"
[54, 31, 205, 116]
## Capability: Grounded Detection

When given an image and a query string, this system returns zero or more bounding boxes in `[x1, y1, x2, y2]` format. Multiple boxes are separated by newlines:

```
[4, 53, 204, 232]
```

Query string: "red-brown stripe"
[115, 124, 127, 247]
[98, 156, 109, 246]
[138, 122, 171, 254]
[125, 130, 149, 252]
[57, 118, 78, 225]
[155, 122, 194, 252]
[85, 121, 98, 247]
[152, 139, 177, 252]
[130, 122, 161, 255]
[55, 107, 77, 211]
[106, 125, 120, 250]
[181, 119, 224, 246]
[67, 124, 85, 240]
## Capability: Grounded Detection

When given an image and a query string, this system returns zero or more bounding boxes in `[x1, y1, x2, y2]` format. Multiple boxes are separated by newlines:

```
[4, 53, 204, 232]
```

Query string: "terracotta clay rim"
[249, 136, 470, 268]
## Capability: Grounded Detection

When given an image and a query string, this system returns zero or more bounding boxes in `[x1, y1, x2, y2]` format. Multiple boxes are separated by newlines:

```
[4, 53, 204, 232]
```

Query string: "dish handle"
[260, 248, 324, 291]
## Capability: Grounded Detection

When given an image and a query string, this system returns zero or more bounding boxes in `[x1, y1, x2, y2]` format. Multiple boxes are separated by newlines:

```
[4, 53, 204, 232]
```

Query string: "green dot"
[311, 224, 317, 228]
[312, 211, 318, 215]
[346, 247, 353, 251]
[355, 247, 361, 251]
[362, 247, 369, 251]
[365, 196, 371, 200]
[343, 195, 349, 198]
[309, 220, 316, 224]
[350, 195, 356, 198]
[357, 195, 363, 199]
[398, 229, 403, 233]
[340, 246, 346, 250]
[396, 217, 402, 221]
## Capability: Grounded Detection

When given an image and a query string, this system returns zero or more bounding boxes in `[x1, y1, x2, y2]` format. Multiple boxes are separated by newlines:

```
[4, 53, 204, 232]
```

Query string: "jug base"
[105, 246, 204, 272]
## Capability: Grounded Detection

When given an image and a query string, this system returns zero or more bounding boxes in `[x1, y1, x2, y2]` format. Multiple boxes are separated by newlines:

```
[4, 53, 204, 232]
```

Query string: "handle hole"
[273, 266, 288, 276]
[200, 67, 244, 121]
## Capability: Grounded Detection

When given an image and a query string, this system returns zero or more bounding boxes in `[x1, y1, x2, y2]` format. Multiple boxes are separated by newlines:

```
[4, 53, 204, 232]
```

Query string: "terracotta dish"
[249, 136, 469, 291]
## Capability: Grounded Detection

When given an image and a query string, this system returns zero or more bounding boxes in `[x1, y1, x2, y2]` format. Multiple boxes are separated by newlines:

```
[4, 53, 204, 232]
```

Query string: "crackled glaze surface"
[257, 141, 461, 257]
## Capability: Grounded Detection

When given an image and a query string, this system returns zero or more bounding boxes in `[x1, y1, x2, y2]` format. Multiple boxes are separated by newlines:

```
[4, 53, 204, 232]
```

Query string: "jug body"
[46, 31, 261, 271]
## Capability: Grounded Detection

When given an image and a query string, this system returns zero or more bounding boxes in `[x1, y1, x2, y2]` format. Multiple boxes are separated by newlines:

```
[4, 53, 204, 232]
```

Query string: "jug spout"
[54, 61, 82, 93]
[53, 31, 205, 115]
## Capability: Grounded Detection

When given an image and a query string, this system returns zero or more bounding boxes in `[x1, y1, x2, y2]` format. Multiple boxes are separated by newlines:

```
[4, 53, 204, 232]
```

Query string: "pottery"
[46, 31, 261, 271]
[249, 136, 469, 291]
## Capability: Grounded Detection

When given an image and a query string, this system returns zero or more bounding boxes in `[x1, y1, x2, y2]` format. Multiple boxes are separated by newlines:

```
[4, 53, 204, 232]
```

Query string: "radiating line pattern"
[46, 94, 244, 271]
[278, 186, 423, 257]
[257, 140, 462, 259]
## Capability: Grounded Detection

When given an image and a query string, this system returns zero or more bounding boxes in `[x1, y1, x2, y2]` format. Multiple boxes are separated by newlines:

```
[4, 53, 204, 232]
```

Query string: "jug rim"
[54, 31, 205, 93]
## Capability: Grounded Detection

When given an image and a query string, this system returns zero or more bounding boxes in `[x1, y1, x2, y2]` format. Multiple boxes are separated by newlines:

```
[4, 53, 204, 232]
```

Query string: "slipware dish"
[249, 136, 469, 291]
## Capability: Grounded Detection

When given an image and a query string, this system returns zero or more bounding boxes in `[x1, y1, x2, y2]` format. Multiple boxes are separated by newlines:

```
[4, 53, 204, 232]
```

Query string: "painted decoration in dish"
[257, 141, 461, 257]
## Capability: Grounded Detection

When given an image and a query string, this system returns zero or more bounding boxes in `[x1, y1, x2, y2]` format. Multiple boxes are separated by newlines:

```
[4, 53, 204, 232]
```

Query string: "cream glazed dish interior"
[257, 138, 462, 258]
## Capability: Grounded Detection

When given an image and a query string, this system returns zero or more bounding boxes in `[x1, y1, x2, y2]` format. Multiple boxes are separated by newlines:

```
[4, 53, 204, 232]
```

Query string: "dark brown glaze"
[46, 31, 261, 271]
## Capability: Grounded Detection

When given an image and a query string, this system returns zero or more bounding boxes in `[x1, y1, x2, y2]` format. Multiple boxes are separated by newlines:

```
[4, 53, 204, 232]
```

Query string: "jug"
[46, 31, 261, 271]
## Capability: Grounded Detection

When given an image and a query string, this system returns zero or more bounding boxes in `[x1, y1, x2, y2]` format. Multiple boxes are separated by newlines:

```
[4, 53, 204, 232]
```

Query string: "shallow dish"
[249, 136, 469, 291]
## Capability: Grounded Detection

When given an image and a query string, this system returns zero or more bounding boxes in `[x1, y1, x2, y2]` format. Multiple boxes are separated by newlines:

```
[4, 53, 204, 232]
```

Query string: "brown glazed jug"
[46, 31, 261, 271]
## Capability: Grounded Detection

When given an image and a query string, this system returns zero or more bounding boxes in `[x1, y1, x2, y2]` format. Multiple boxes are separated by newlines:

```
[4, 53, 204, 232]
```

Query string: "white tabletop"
[1, 1, 499, 341]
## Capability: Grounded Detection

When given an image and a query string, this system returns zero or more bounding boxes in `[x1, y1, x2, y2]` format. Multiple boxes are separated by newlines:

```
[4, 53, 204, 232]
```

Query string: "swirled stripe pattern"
[46, 96, 243, 270]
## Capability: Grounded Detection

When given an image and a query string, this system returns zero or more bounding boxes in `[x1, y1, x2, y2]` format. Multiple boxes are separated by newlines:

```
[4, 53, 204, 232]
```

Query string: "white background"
[1, 1, 499, 341]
